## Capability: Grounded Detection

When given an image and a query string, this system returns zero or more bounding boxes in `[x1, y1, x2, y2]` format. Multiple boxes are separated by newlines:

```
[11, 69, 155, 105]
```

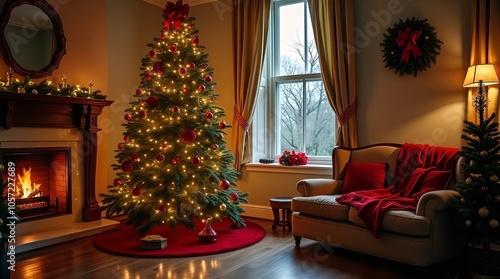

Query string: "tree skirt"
[93, 218, 266, 258]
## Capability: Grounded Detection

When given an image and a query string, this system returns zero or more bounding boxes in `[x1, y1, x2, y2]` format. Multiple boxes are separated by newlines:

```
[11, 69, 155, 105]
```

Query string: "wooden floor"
[11, 217, 470, 279]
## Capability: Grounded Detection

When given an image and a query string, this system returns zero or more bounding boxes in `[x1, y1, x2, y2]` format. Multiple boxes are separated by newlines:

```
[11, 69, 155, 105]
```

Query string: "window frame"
[251, 0, 334, 166]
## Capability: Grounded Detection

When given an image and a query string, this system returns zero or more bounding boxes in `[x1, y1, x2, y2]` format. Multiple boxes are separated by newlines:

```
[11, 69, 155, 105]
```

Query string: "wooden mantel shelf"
[0, 90, 114, 222]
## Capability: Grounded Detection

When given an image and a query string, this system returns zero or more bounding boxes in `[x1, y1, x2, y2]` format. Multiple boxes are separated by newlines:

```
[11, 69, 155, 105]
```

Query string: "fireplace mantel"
[0, 90, 113, 222]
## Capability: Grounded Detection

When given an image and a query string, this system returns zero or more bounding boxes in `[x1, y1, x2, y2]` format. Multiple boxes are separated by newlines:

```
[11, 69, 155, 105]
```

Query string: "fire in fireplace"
[2, 147, 71, 220]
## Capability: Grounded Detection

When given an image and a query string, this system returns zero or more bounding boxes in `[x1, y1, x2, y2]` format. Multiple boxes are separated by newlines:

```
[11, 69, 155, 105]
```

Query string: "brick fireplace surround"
[0, 91, 119, 253]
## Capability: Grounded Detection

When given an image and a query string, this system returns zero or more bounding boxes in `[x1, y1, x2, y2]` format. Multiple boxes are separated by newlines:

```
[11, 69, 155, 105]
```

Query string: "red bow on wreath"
[163, 0, 189, 30]
[395, 27, 422, 62]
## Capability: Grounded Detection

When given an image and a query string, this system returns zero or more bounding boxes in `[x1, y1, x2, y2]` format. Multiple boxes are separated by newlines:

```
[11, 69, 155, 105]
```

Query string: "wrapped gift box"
[140, 235, 167, 250]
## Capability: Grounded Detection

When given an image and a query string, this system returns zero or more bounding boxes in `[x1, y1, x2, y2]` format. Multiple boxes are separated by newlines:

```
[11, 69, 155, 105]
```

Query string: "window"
[252, 0, 336, 165]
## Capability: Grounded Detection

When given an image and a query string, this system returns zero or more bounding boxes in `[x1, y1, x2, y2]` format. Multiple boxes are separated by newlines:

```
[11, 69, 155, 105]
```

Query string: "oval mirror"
[0, 0, 66, 79]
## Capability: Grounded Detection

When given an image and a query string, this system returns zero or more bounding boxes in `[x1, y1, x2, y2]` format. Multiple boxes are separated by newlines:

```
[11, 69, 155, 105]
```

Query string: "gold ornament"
[219, 203, 227, 211]
[490, 219, 499, 228]
[0, 164, 4, 172]
[478, 207, 489, 218]
[0, 218, 3, 226]
[491, 175, 499, 182]
[460, 197, 466, 203]
[466, 177, 473, 184]
[465, 220, 472, 227]
[480, 150, 488, 157]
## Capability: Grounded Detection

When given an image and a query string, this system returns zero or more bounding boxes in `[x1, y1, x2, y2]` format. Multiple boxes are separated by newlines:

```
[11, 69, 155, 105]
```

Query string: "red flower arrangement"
[279, 150, 308, 166]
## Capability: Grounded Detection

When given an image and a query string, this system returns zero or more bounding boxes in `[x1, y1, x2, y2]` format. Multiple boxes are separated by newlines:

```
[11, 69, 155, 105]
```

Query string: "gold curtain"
[466, 0, 500, 122]
[230, 0, 271, 171]
[308, 0, 357, 147]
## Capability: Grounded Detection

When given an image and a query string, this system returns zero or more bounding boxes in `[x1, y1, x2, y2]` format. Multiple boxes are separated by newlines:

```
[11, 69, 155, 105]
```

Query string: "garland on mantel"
[0, 77, 106, 99]
[381, 17, 443, 77]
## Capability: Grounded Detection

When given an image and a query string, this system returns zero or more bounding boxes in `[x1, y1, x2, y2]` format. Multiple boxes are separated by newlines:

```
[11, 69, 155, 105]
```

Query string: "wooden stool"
[269, 197, 292, 232]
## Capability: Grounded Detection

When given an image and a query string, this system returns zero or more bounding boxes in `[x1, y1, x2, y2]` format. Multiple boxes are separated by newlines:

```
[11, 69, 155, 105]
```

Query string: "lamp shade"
[463, 64, 499, 87]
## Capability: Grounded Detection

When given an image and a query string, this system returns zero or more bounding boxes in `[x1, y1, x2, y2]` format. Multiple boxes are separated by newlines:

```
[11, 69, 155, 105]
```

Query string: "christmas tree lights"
[100, 0, 248, 234]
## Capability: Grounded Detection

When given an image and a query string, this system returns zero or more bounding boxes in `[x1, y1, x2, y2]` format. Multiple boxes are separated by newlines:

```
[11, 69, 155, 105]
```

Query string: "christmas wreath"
[381, 17, 443, 77]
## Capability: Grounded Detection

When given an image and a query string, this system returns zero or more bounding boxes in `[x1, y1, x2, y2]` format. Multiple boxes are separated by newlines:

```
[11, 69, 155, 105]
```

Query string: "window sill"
[245, 163, 332, 175]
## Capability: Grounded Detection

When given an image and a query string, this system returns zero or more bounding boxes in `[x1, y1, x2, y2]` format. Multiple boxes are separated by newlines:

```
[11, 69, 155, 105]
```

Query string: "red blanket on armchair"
[336, 143, 460, 237]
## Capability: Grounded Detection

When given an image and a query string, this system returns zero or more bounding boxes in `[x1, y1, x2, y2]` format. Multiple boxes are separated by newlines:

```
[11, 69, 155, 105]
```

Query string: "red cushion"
[419, 169, 452, 192]
[341, 162, 386, 194]
[408, 168, 452, 199]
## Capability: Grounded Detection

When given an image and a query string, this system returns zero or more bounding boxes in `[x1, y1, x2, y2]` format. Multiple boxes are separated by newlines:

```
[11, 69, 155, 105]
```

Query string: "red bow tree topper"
[163, 0, 189, 30]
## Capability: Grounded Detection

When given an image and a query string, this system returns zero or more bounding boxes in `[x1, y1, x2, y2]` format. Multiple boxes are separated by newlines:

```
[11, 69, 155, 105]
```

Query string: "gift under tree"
[100, 0, 247, 234]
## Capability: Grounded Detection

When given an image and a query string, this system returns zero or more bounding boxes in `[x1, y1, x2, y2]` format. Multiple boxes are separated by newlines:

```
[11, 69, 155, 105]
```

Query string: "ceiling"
[143, 0, 217, 8]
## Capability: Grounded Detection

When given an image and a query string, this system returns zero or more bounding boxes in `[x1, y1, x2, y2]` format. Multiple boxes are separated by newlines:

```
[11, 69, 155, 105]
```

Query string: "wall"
[353, 0, 471, 147]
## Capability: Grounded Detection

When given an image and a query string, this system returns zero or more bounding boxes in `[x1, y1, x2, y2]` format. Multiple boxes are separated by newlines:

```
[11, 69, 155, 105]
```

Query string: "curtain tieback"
[234, 106, 250, 132]
[339, 100, 357, 126]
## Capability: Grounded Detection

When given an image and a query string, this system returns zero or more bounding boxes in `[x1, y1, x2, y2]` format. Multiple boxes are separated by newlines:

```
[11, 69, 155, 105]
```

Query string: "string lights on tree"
[100, 0, 248, 234]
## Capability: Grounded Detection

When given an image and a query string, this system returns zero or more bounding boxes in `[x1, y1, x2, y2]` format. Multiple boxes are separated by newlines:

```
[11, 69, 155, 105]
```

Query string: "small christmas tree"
[454, 81, 500, 251]
[100, 0, 248, 234]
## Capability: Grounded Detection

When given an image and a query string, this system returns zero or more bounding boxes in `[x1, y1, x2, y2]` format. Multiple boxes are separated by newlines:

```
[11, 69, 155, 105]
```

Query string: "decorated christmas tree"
[454, 80, 500, 251]
[100, 0, 247, 234]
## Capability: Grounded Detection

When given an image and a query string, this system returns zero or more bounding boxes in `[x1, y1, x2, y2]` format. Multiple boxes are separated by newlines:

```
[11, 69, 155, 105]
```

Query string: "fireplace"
[1, 90, 118, 253]
[2, 147, 71, 221]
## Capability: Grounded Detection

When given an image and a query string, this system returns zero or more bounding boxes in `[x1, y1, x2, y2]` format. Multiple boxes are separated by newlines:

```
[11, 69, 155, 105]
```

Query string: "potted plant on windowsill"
[453, 64, 500, 278]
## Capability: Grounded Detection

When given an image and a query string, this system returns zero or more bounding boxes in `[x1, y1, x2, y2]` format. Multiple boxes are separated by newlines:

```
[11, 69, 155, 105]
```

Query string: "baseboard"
[240, 203, 274, 220]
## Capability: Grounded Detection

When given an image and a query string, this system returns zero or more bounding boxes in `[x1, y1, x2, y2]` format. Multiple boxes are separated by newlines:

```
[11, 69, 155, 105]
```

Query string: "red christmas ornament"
[183, 86, 189, 93]
[200, 63, 207, 70]
[118, 143, 125, 150]
[130, 153, 139, 162]
[191, 156, 200, 165]
[158, 204, 166, 212]
[144, 72, 152, 80]
[153, 61, 164, 73]
[219, 179, 230, 190]
[160, 32, 166, 39]
[149, 50, 156, 58]
[188, 62, 196, 69]
[113, 178, 122, 186]
[172, 105, 180, 112]
[172, 155, 181, 165]
[209, 97, 214, 102]
[481, 186, 489, 192]
[218, 121, 227, 129]
[156, 152, 165, 162]
[181, 128, 196, 143]
[198, 84, 206, 91]
[162, 143, 169, 149]
[204, 75, 212, 82]
[212, 144, 219, 150]
[146, 96, 159, 109]
[124, 113, 132, 121]
[169, 45, 177, 53]
[192, 36, 200, 46]
[205, 111, 213, 119]
[139, 110, 147, 119]
[229, 192, 239, 202]
[123, 135, 130, 142]
[121, 160, 133, 173]
[178, 67, 187, 75]
[132, 187, 142, 196]
[135, 87, 143, 96]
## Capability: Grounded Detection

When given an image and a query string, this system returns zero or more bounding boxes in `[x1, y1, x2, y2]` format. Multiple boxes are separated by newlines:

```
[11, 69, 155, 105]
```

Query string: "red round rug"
[93, 218, 266, 258]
